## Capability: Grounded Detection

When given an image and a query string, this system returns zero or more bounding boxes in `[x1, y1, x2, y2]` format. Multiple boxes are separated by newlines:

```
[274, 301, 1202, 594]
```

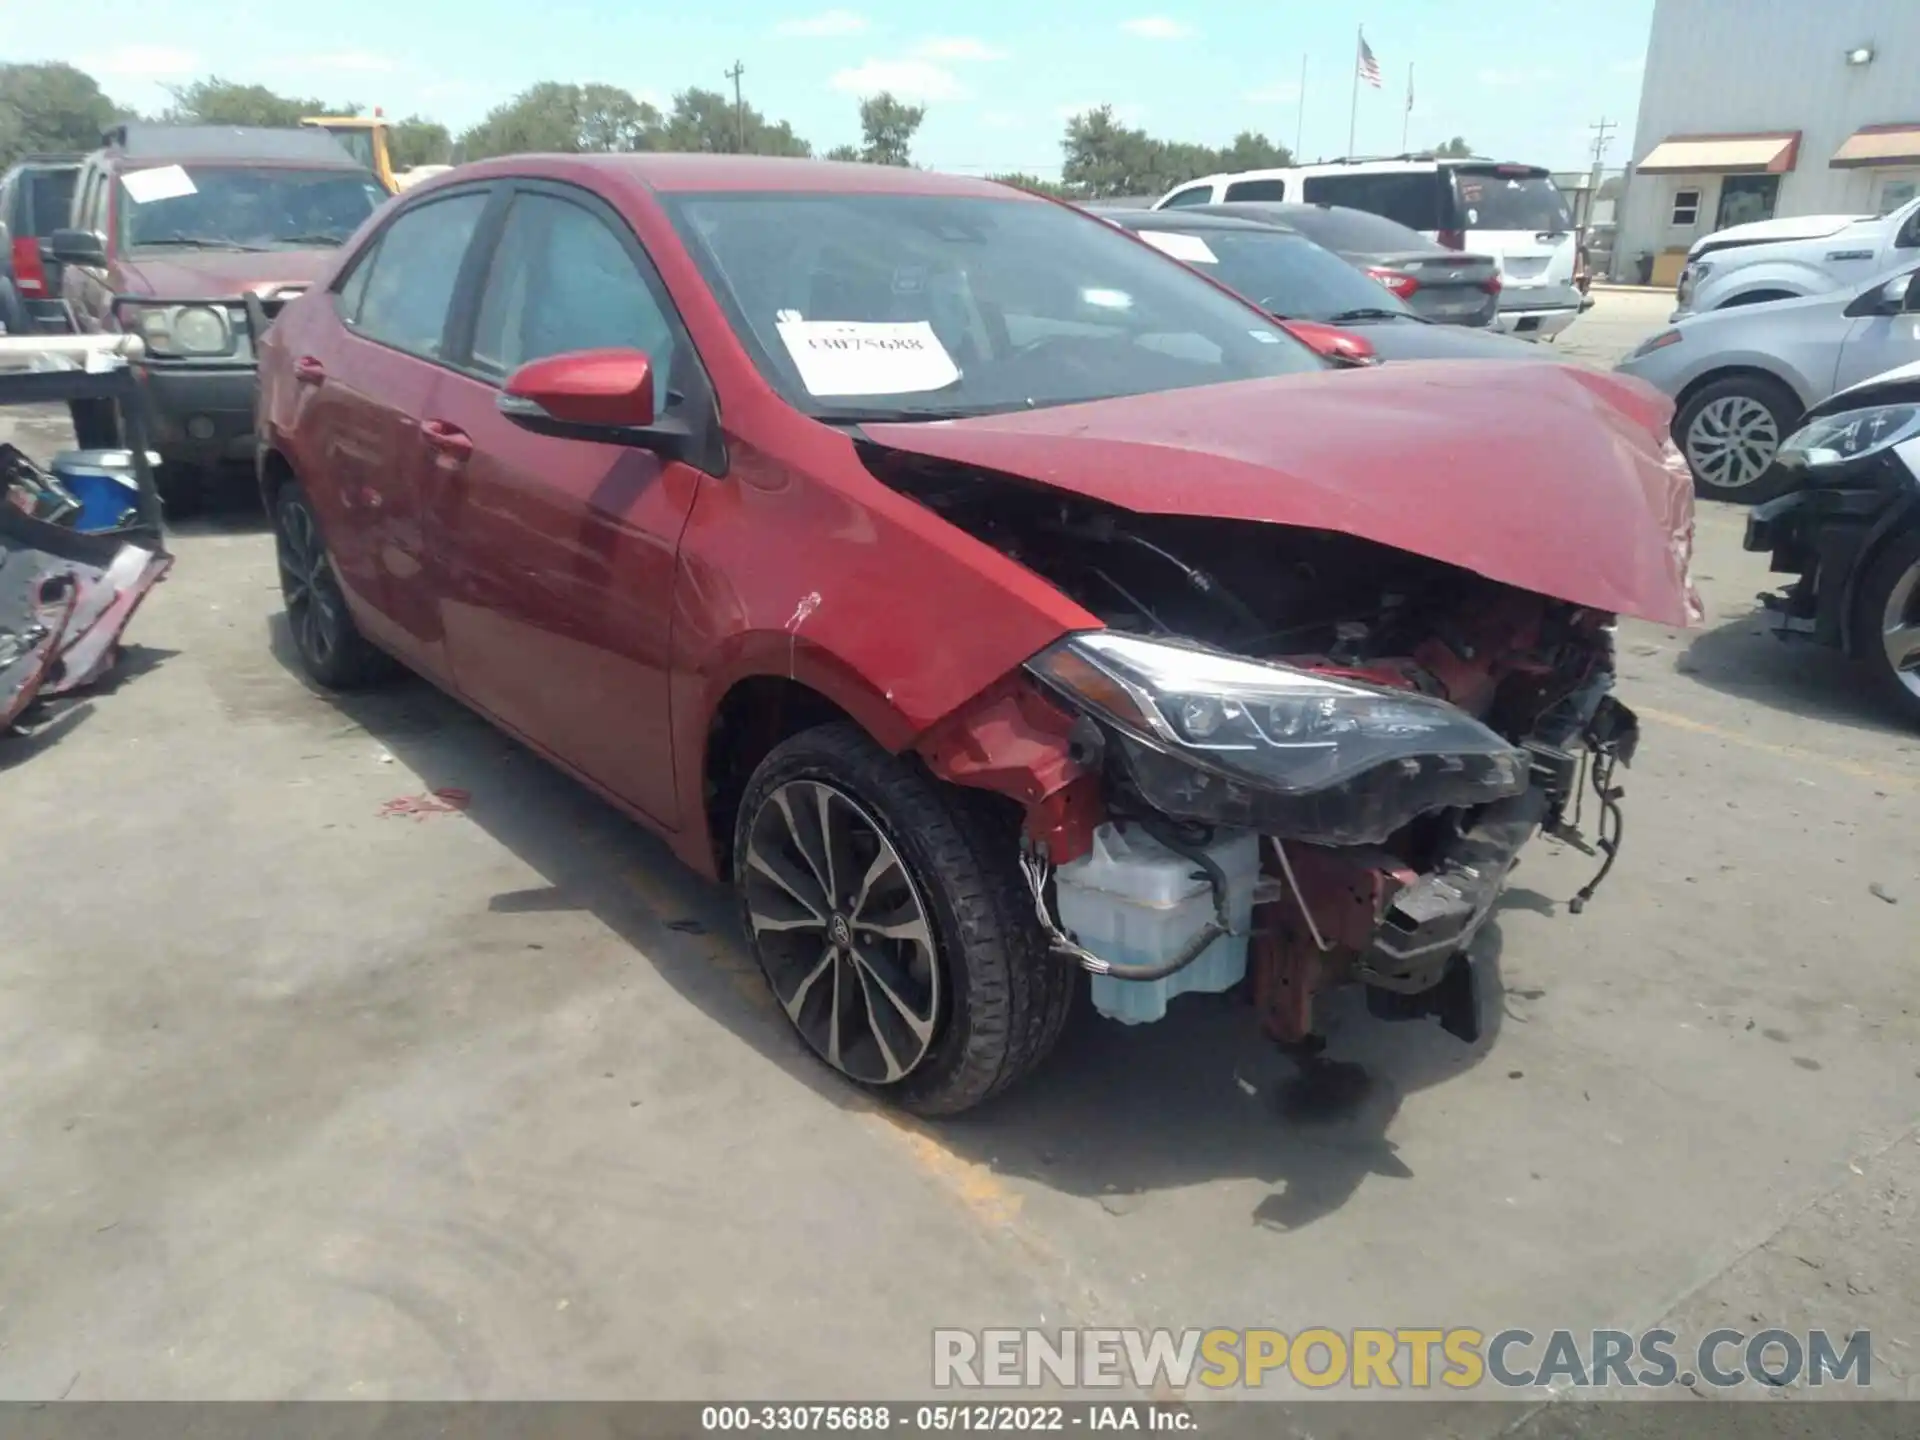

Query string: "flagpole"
[1347, 25, 1361, 155]
[1295, 53, 1307, 157]
[1402, 62, 1413, 151]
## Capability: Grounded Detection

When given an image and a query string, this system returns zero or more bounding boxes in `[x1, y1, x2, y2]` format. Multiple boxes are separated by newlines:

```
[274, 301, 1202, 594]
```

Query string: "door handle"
[293, 356, 326, 386]
[422, 419, 474, 462]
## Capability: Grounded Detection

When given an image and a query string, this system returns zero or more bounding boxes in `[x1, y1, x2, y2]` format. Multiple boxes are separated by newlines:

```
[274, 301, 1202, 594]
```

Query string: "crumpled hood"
[117, 248, 336, 299]
[864, 360, 1699, 627]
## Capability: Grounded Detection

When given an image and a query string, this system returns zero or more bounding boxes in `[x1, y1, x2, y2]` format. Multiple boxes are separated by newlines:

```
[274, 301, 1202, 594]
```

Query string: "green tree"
[985, 172, 1073, 199]
[388, 116, 452, 169]
[1433, 136, 1474, 158]
[823, 143, 861, 162]
[663, 87, 810, 156]
[1060, 106, 1239, 198]
[857, 92, 924, 166]
[457, 81, 663, 159]
[1215, 130, 1292, 172]
[0, 63, 122, 168]
[163, 77, 342, 127]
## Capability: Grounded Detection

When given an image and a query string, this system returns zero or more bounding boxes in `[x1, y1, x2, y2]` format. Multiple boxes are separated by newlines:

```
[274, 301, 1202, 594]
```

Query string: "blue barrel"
[49, 450, 158, 532]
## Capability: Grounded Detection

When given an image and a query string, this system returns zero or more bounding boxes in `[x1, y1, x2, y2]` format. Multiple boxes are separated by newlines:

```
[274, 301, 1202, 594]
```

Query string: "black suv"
[0, 154, 82, 334]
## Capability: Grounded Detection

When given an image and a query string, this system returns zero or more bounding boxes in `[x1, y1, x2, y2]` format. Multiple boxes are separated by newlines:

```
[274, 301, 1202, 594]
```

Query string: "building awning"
[1637, 132, 1800, 175]
[1831, 124, 1920, 168]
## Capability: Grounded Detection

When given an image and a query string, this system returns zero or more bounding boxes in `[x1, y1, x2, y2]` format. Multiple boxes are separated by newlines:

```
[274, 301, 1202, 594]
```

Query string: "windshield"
[27, 169, 78, 238]
[117, 165, 384, 251]
[319, 128, 378, 171]
[1132, 226, 1412, 321]
[662, 192, 1322, 420]
[1451, 168, 1573, 232]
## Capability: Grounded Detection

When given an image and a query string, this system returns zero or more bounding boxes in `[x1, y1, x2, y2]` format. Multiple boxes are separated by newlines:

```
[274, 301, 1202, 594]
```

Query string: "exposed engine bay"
[886, 447, 1642, 1053]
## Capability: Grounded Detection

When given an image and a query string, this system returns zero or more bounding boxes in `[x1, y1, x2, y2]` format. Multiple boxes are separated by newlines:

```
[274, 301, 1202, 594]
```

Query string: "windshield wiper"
[271, 233, 347, 247]
[1327, 306, 1428, 324]
[136, 235, 268, 252]
[812, 406, 973, 424]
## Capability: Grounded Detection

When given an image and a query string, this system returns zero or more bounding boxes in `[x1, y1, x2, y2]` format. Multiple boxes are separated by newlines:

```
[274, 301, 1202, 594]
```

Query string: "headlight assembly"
[1027, 631, 1531, 846]
[1778, 404, 1920, 469]
[119, 302, 236, 358]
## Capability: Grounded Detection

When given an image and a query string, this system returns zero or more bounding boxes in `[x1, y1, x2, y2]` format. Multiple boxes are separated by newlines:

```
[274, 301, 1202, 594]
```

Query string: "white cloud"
[980, 109, 1022, 129]
[916, 37, 1007, 61]
[1477, 66, 1557, 87]
[82, 45, 199, 77]
[1245, 82, 1300, 104]
[777, 9, 867, 37]
[1120, 17, 1193, 39]
[829, 59, 966, 100]
[1612, 53, 1646, 75]
[1057, 101, 1148, 124]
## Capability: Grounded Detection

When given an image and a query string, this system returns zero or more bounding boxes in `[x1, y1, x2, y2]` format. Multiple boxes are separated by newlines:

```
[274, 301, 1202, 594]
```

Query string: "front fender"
[1695, 259, 1834, 311]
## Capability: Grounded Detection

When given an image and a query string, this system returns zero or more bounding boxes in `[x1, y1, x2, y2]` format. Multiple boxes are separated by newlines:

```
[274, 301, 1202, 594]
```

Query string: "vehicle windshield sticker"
[1138, 231, 1218, 264]
[1459, 180, 1485, 201]
[774, 319, 962, 396]
[121, 166, 198, 204]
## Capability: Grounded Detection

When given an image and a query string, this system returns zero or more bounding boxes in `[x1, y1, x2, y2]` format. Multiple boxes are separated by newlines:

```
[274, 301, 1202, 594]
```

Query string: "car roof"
[455, 153, 1040, 199]
[1102, 208, 1299, 234]
[97, 124, 365, 169]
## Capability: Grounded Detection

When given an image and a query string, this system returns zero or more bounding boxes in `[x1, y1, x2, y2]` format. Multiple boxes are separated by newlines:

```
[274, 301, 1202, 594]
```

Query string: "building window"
[1670, 189, 1702, 226]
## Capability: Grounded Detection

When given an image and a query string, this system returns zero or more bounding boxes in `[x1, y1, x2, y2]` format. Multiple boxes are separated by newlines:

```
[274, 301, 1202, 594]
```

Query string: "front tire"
[1856, 525, 1920, 728]
[734, 723, 1074, 1116]
[1675, 375, 1800, 503]
[272, 482, 396, 690]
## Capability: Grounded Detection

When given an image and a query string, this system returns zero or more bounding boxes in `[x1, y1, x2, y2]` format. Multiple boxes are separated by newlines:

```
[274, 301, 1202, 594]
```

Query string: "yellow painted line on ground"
[863, 1109, 1029, 1231]
[1637, 705, 1920, 789]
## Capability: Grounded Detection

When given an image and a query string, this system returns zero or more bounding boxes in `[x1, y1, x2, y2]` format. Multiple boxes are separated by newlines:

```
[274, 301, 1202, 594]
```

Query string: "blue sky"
[17, 0, 1655, 177]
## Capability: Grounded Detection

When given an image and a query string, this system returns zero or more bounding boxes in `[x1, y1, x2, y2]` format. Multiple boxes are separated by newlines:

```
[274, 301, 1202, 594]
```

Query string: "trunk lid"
[1448, 165, 1577, 290]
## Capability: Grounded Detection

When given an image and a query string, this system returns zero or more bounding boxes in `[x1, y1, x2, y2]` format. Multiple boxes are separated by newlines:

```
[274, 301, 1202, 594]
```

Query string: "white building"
[1617, 0, 1920, 284]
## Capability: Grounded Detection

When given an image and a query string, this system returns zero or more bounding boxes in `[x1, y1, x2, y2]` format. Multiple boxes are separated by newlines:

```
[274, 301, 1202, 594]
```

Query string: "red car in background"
[256, 155, 1696, 1114]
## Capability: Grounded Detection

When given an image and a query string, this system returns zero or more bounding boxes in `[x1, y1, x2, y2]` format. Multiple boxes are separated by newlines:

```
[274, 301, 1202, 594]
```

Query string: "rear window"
[1450, 167, 1572, 232]
[1298, 171, 1441, 230]
[1284, 205, 1433, 254]
[25, 170, 78, 237]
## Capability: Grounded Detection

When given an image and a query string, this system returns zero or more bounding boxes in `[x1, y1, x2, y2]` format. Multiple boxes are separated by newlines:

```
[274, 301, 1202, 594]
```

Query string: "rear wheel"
[1675, 374, 1800, 503]
[734, 723, 1074, 1116]
[272, 482, 396, 690]
[1856, 525, 1920, 728]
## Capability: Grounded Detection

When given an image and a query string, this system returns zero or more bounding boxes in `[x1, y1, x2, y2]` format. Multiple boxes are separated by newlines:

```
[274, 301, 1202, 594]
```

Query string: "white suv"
[1673, 195, 1920, 317]
[1156, 158, 1585, 340]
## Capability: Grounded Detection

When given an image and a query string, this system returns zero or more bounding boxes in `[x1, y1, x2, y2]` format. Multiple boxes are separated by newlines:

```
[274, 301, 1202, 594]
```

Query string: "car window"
[1160, 185, 1214, 208]
[470, 192, 678, 408]
[117, 165, 384, 252]
[1223, 178, 1286, 202]
[335, 236, 380, 323]
[1450, 168, 1572, 232]
[352, 192, 488, 359]
[1284, 205, 1431, 253]
[26, 171, 78, 237]
[1135, 226, 1412, 321]
[1300, 172, 1441, 231]
[664, 191, 1321, 421]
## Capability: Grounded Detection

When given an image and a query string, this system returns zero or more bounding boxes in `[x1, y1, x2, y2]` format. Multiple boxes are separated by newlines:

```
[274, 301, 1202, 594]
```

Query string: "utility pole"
[725, 60, 746, 153]
[1582, 116, 1617, 275]
[1295, 54, 1306, 158]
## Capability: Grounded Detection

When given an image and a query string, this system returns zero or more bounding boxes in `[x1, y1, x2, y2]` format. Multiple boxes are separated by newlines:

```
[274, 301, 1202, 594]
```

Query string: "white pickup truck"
[1673, 196, 1920, 317]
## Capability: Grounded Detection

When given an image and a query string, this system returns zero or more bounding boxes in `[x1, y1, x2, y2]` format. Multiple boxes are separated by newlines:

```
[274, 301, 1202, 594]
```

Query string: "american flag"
[1357, 36, 1382, 88]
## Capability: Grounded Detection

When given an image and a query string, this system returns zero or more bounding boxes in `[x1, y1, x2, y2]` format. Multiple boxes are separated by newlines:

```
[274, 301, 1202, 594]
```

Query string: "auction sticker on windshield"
[1138, 231, 1218, 264]
[775, 319, 961, 396]
[121, 166, 198, 205]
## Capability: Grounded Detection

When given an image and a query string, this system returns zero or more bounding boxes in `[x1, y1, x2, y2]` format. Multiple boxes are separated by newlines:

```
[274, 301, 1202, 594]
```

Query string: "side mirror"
[1280, 319, 1379, 367]
[48, 228, 107, 267]
[503, 349, 660, 433]
[1849, 273, 1918, 317]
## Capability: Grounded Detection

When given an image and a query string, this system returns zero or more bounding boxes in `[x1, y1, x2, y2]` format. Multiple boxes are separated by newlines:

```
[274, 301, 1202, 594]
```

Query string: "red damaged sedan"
[256, 155, 1698, 1114]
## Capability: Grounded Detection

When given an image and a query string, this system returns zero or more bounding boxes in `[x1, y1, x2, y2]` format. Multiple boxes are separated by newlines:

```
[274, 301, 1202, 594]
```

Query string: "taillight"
[10, 236, 48, 296]
[1479, 273, 1503, 295]
[1436, 229, 1465, 250]
[1365, 266, 1420, 299]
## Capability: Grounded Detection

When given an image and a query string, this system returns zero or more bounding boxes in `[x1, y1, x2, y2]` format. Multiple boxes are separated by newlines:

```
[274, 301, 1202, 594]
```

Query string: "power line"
[1588, 116, 1616, 170]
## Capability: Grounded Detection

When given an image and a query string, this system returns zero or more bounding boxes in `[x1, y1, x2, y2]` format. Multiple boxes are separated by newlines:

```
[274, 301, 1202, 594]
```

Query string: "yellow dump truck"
[300, 114, 398, 194]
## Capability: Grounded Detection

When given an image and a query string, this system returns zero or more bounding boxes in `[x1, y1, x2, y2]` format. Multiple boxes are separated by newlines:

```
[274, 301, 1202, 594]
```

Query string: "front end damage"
[909, 463, 1643, 1052]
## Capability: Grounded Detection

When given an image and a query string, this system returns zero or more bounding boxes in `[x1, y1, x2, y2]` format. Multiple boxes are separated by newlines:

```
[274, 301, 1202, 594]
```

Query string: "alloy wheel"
[275, 495, 342, 673]
[743, 779, 942, 1085]
[1881, 557, 1920, 702]
[1685, 394, 1781, 492]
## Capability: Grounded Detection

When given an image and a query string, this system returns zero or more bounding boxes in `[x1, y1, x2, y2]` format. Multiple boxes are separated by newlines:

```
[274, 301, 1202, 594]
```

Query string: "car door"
[299, 187, 493, 683]
[60, 164, 112, 331]
[1831, 268, 1920, 395]
[423, 181, 711, 828]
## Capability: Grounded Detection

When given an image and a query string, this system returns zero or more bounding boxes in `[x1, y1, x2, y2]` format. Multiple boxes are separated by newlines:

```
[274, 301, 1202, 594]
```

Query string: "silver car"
[1617, 261, 1920, 503]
